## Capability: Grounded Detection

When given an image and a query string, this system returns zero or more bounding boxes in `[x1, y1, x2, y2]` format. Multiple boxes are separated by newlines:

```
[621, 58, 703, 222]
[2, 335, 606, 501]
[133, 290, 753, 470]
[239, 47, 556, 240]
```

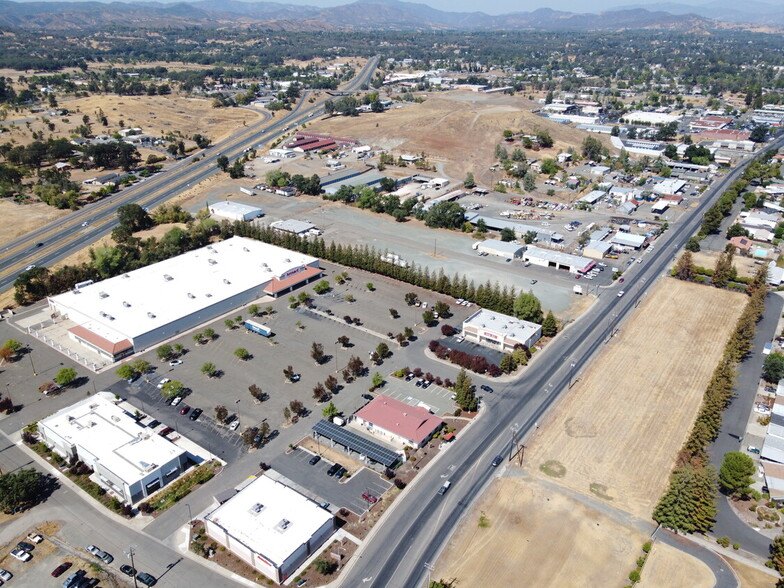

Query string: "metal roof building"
[610, 232, 647, 249]
[209, 201, 264, 222]
[270, 219, 317, 236]
[322, 171, 390, 196]
[583, 240, 612, 260]
[204, 475, 335, 584]
[523, 245, 594, 273]
[476, 239, 525, 258]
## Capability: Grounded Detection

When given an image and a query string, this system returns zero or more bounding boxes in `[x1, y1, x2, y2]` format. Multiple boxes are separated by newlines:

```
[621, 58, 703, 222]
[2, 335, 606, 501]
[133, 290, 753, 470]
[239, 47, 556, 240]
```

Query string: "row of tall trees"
[653, 267, 767, 533]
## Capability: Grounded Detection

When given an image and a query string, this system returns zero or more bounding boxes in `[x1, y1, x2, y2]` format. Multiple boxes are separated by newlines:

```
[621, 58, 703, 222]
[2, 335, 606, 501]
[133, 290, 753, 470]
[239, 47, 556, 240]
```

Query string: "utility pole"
[424, 562, 435, 587]
[125, 545, 139, 588]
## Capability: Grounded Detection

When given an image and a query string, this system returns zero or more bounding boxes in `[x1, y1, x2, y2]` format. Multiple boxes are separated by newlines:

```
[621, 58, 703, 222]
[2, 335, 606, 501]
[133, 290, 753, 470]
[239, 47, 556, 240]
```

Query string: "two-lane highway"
[0, 55, 379, 290]
[340, 138, 784, 588]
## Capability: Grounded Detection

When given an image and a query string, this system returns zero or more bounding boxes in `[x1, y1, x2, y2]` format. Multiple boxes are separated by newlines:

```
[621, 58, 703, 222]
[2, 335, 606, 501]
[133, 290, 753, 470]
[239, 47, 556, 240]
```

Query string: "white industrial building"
[653, 179, 686, 196]
[269, 149, 296, 158]
[48, 237, 322, 361]
[270, 219, 320, 236]
[579, 190, 605, 205]
[209, 201, 264, 222]
[204, 476, 335, 584]
[462, 309, 542, 352]
[620, 111, 680, 126]
[523, 245, 594, 274]
[610, 232, 647, 249]
[38, 392, 189, 504]
[476, 239, 525, 259]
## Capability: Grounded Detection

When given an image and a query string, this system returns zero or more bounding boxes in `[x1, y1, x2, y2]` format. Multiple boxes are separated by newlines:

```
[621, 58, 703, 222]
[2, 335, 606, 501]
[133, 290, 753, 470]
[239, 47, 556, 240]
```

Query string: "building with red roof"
[353, 395, 444, 449]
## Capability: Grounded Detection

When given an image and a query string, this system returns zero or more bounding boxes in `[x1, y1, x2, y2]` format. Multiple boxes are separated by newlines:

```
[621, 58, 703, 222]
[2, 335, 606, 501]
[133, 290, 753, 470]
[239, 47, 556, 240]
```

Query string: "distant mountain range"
[0, 0, 781, 31]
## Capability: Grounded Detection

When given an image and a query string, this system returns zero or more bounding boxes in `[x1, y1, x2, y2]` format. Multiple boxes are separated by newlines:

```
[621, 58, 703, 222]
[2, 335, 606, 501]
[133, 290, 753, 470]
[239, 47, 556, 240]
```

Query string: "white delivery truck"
[573, 285, 584, 295]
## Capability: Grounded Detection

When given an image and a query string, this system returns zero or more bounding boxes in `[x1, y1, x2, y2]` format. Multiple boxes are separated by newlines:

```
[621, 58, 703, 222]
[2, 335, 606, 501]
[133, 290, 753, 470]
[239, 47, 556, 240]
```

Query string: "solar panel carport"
[312, 420, 400, 467]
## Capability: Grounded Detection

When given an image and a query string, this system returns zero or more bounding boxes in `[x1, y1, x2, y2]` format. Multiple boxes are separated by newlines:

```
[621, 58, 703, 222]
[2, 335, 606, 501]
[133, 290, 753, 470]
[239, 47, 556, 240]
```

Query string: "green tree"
[712, 250, 733, 288]
[322, 401, 339, 419]
[513, 291, 543, 323]
[311, 342, 325, 364]
[376, 342, 390, 358]
[463, 172, 476, 189]
[653, 464, 718, 533]
[674, 251, 695, 281]
[248, 304, 259, 317]
[201, 362, 218, 377]
[454, 368, 478, 412]
[424, 201, 466, 229]
[422, 310, 435, 325]
[434, 301, 451, 318]
[216, 155, 229, 171]
[372, 372, 385, 388]
[54, 367, 77, 387]
[499, 353, 518, 374]
[685, 236, 701, 252]
[156, 344, 174, 361]
[117, 203, 153, 232]
[499, 227, 516, 242]
[771, 534, 784, 574]
[234, 348, 250, 361]
[203, 328, 215, 340]
[2, 339, 22, 352]
[160, 380, 184, 398]
[582, 136, 603, 161]
[541, 311, 557, 337]
[314, 558, 337, 575]
[719, 452, 756, 497]
[116, 364, 136, 381]
[0, 468, 42, 513]
[763, 352, 784, 383]
[131, 359, 151, 374]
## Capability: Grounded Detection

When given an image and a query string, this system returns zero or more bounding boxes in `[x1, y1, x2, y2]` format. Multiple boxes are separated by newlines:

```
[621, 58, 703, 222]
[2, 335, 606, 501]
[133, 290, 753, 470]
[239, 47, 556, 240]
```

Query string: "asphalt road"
[709, 292, 784, 557]
[339, 139, 784, 588]
[0, 55, 380, 290]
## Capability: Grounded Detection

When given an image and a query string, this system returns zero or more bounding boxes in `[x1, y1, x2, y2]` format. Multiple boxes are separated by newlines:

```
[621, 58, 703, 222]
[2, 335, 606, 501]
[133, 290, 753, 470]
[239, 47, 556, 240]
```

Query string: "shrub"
[717, 536, 731, 548]
[628, 570, 640, 583]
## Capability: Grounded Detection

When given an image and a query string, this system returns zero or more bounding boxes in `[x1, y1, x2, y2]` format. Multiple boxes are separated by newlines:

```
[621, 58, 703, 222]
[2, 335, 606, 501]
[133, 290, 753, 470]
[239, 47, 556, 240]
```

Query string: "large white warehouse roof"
[50, 237, 318, 346]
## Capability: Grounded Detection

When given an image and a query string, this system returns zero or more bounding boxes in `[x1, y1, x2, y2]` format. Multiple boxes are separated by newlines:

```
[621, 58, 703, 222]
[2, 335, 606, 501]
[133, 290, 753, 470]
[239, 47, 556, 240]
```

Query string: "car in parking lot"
[179, 405, 190, 416]
[86, 545, 113, 564]
[415, 378, 424, 387]
[136, 572, 157, 586]
[170, 395, 182, 407]
[158, 427, 174, 437]
[189, 408, 202, 421]
[309, 455, 321, 466]
[748, 446, 761, 454]
[480, 385, 494, 393]
[492, 454, 504, 467]
[421, 380, 431, 389]
[164, 396, 175, 406]
[52, 562, 72, 577]
[27, 533, 43, 544]
[229, 419, 240, 431]
[334, 466, 347, 478]
[530, 279, 537, 284]
[157, 378, 170, 389]
[168, 359, 183, 366]
[361, 492, 378, 503]
[404, 373, 415, 381]
[17, 541, 35, 551]
[361, 393, 374, 401]
[120, 565, 137, 577]
[10, 548, 31, 562]
[0, 569, 13, 582]
[326, 463, 342, 476]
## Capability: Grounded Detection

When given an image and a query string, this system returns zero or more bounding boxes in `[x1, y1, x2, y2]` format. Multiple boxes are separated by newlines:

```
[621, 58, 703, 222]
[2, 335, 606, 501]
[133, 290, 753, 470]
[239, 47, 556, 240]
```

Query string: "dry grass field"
[691, 250, 765, 280]
[310, 92, 613, 186]
[436, 477, 648, 588]
[525, 278, 746, 519]
[636, 542, 715, 588]
[727, 559, 778, 587]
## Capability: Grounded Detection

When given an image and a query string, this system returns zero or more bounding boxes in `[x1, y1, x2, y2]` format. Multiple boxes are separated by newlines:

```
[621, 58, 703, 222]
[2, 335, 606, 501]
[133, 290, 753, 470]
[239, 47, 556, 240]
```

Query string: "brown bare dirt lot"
[310, 92, 612, 185]
[0, 199, 70, 243]
[525, 278, 746, 519]
[436, 477, 647, 587]
[637, 542, 715, 588]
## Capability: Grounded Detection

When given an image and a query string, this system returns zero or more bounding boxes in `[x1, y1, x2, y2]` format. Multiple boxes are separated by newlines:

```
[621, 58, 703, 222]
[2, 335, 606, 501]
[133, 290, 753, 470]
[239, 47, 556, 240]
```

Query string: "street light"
[27, 347, 36, 376]
[568, 361, 576, 388]
[185, 502, 193, 525]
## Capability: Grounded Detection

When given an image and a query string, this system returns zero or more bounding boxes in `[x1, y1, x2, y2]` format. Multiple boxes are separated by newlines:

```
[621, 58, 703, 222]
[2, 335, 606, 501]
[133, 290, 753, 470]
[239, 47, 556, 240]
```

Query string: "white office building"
[38, 392, 188, 504]
[462, 308, 542, 352]
[208, 201, 264, 222]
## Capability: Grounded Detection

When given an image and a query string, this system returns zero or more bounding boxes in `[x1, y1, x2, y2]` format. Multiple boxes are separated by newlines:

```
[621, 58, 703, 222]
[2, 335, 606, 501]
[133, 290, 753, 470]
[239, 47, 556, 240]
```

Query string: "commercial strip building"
[583, 240, 613, 259]
[610, 232, 647, 250]
[475, 239, 525, 259]
[523, 245, 595, 274]
[208, 201, 264, 222]
[38, 392, 189, 505]
[464, 214, 563, 244]
[204, 475, 335, 584]
[352, 395, 445, 449]
[48, 237, 322, 361]
[462, 308, 542, 353]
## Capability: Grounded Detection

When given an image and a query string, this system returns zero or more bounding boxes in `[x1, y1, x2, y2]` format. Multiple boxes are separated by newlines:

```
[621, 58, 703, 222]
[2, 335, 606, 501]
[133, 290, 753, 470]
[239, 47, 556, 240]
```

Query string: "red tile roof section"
[263, 265, 323, 294]
[69, 325, 133, 355]
[355, 394, 444, 446]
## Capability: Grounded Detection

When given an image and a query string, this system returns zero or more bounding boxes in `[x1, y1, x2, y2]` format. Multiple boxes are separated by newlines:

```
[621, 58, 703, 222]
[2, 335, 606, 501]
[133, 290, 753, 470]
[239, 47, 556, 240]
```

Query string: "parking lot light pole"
[185, 502, 193, 525]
